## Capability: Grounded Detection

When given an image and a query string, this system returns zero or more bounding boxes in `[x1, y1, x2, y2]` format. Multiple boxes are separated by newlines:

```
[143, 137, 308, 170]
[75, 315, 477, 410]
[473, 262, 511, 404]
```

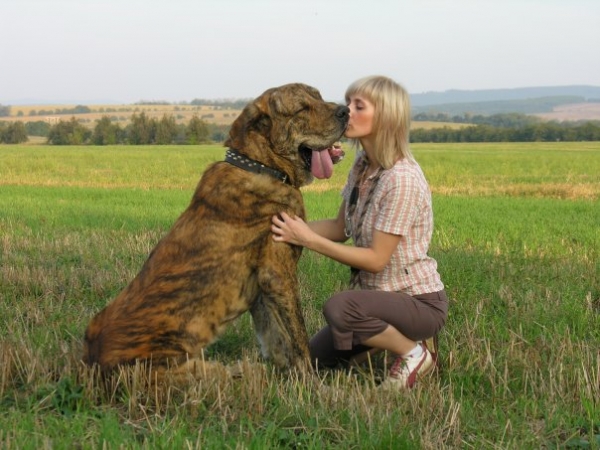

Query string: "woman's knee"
[323, 291, 355, 329]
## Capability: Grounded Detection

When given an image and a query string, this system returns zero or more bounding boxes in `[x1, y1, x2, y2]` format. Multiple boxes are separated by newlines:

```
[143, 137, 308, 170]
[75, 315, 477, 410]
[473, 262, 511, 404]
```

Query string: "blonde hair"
[345, 75, 413, 168]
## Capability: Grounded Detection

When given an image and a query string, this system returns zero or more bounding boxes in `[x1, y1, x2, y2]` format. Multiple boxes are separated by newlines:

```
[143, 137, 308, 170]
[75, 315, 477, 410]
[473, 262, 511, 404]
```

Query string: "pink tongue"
[311, 150, 334, 179]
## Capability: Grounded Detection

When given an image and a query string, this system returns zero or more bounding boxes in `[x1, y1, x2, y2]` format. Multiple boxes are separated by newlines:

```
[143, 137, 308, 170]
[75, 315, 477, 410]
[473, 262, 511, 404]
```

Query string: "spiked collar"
[224, 149, 291, 185]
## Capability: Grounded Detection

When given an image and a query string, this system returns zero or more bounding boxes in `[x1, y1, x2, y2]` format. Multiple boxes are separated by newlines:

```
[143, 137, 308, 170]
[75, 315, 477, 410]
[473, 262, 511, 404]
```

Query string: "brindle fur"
[83, 83, 349, 376]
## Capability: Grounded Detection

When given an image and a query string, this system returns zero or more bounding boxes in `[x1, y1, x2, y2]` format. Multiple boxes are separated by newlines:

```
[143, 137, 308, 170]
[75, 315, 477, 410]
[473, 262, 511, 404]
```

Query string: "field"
[3, 103, 242, 127]
[534, 103, 600, 122]
[2, 103, 465, 131]
[1, 142, 599, 448]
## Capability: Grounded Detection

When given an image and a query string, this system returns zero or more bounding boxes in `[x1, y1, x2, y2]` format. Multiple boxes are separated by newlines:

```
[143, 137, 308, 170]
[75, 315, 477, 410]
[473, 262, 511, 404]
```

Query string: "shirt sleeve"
[375, 169, 424, 236]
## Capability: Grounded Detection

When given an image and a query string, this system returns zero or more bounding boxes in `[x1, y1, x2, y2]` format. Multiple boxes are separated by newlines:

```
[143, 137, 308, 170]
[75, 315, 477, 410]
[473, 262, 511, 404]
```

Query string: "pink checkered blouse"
[342, 153, 444, 296]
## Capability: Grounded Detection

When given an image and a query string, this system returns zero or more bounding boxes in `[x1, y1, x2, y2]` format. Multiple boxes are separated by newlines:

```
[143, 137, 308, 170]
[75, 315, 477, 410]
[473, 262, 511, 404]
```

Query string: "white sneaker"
[381, 345, 434, 390]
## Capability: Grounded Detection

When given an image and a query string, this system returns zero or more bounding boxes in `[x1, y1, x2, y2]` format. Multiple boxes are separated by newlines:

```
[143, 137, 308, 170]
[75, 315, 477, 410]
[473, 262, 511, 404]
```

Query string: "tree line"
[0, 113, 228, 145]
[411, 111, 600, 141]
[2, 112, 600, 144]
[413, 112, 543, 127]
[411, 121, 600, 143]
[0, 104, 92, 117]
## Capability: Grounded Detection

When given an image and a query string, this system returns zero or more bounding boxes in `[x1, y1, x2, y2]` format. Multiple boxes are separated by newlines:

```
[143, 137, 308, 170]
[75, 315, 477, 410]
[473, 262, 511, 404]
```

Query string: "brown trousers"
[309, 289, 448, 369]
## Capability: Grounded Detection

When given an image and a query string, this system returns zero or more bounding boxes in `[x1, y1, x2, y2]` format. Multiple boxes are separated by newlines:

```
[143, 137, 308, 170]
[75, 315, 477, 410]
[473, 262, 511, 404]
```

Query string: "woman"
[271, 75, 447, 390]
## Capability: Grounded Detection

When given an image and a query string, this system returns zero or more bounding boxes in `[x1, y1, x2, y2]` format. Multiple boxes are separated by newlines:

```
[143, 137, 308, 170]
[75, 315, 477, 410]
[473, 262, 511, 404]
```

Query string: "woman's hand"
[272, 211, 400, 273]
[271, 212, 314, 247]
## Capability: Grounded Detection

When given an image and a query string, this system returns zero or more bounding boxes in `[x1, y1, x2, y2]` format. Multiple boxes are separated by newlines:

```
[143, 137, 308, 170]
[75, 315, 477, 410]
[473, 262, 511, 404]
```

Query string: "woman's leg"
[321, 289, 447, 352]
[309, 324, 372, 369]
[361, 324, 416, 355]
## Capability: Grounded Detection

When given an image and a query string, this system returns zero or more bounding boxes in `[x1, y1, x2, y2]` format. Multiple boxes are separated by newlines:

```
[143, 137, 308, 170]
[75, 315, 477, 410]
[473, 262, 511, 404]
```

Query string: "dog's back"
[83, 161, 304, 371]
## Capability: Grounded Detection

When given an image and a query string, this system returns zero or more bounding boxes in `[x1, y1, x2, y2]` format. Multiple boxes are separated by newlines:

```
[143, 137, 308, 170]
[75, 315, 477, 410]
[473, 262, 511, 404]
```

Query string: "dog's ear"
[225, 93, 272, 149]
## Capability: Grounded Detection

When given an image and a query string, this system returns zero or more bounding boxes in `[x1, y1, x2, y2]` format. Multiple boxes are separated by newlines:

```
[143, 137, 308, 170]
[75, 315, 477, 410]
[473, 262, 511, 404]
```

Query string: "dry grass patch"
[433, 181, 600, 200]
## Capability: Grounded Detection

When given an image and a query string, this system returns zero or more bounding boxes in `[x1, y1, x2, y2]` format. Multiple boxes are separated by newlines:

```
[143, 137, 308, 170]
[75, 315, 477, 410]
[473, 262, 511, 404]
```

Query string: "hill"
[410, 85, 600, 118]
[410, 85, 600, 106]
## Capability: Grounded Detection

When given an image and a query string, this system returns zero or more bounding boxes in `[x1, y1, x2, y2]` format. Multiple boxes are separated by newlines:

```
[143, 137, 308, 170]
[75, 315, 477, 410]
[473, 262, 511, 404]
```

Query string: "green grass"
[1, 143, 599, 448]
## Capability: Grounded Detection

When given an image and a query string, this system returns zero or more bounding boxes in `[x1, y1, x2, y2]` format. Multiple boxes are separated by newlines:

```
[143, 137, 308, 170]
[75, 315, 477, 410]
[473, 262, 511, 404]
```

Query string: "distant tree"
[92, 116, 123, 145]
[54, 105, 92, 115]
[155, 114, 178, 144]
[135, 100, 171, 105]
[208, 123, 230, 142]
[0, 121, 28, 143]
[0, 104, 10, 117]
[577, 122, 600, 141]
[73, 105, 92, 114]
[25, 121, 51, 137]
[190, 98, 251, 109]
[127, 112, 155, 144]
[185, 115, 210, 144]
[47, 117, 91, 145]
[173, 123, 188, 144]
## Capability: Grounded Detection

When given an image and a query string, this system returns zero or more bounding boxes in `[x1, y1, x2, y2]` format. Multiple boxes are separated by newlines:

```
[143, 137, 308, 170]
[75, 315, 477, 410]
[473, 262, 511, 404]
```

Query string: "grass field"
[1, 142, 599, 448]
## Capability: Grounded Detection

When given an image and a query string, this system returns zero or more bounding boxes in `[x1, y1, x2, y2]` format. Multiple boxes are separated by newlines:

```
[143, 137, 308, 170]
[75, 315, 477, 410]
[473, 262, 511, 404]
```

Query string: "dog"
[83, 83, 349, 378]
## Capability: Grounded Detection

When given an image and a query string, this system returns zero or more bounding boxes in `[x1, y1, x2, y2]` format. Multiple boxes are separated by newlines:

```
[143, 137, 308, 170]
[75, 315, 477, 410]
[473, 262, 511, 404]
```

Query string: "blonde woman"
[271, 75, 447, 390]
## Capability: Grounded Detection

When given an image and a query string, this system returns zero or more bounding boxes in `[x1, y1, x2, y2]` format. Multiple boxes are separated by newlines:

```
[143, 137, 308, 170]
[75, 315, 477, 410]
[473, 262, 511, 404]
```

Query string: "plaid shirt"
[342, 154, 444, 295]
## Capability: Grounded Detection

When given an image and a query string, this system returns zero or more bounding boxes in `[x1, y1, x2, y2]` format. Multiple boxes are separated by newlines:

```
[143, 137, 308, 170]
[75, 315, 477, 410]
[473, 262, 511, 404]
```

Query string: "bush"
[186, 115, 210, 144]
[126, 112, 155, 144]
[0, 104, 10, 117]
[26, 121, 51, 137]
[0, 121, 28, 143]
[47, 117, 91, 145]
[92, 116, 124, 145]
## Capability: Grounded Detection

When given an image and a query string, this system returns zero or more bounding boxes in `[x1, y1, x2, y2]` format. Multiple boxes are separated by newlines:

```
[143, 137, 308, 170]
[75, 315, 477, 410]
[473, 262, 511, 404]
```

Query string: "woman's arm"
[305, 202, 348, 243]
[271, 211, 401, 273]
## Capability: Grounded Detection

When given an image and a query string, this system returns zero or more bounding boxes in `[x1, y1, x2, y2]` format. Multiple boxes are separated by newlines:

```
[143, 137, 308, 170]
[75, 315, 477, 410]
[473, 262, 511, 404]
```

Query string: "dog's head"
[225, 83, 349, 187]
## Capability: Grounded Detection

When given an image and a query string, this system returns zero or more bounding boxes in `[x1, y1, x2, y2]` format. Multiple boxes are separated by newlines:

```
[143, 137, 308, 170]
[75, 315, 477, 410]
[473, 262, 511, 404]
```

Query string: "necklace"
[344, 159, 383, 239]
[346, 163, 383, 288]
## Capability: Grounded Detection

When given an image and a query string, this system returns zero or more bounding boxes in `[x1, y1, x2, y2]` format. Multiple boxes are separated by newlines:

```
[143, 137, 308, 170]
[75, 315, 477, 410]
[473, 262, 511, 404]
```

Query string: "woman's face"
[345, 94, 375, 140]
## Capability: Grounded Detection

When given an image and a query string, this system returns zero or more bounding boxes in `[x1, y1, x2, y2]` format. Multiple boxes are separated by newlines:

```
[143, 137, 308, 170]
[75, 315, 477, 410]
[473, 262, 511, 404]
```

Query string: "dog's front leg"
[250, 265, 311, 371]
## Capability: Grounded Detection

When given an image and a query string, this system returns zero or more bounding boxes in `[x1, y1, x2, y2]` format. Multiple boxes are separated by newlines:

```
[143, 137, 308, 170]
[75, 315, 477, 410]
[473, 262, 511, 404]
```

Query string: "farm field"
[534, 102, 600, 122]
[0, 142, 599, 448]
[3, 103, 243, 126]
[1, 102, 465, 132]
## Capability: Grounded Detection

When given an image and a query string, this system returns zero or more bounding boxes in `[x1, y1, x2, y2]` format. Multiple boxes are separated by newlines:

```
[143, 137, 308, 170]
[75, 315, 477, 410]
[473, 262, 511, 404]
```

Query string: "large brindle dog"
[83, 83, 349, 378]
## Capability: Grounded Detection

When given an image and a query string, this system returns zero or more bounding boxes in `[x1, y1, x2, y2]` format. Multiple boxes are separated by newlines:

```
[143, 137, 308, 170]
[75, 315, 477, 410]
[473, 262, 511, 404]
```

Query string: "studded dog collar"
[224, 149, 291, 185]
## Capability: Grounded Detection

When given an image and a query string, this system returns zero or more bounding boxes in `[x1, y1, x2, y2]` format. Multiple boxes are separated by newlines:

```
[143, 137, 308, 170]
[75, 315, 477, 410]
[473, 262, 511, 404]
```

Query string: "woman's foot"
[380, 344, 434, 390]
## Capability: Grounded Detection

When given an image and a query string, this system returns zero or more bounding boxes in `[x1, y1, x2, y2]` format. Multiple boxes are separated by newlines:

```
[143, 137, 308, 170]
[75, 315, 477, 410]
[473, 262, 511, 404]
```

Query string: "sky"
[1, 0, 599, 105]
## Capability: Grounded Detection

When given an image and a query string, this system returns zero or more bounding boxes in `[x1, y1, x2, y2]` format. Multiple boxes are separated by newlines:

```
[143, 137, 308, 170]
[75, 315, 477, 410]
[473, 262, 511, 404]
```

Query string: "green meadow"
[1, 142, 599, 448]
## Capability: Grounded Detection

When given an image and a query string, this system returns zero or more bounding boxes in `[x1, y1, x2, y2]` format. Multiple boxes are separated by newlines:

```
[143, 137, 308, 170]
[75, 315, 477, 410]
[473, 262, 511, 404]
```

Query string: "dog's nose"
[336, 105, 350, 121]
